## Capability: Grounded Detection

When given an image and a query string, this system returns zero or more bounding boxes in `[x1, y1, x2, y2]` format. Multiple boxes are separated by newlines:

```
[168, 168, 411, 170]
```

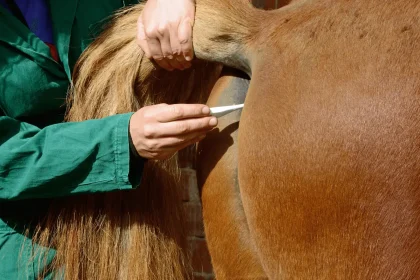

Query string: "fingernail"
[202, 106, 210, 115]
[167, 55, 173, 59]
[209, 117, 217, 126]
[185, 56, 192, 61]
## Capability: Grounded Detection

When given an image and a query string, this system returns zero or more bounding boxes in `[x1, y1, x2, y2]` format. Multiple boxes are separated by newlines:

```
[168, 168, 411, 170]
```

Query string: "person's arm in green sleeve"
[0, 113, 143, 201]
[0, 103, 217, 202]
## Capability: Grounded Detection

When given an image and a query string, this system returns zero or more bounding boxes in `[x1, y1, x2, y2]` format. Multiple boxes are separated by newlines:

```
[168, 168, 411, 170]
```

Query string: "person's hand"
[130, 104, 217, 160]
[137, 0, 195, 71]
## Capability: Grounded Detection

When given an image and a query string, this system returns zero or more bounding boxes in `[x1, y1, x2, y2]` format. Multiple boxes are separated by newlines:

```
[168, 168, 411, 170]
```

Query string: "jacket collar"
[0, 0, 79, 79]
[47, 0, 79, 79]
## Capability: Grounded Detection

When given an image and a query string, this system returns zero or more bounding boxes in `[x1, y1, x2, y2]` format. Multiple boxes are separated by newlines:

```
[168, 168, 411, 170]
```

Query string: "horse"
[196, 0, 420, 279]
[33, 0, 420, 279]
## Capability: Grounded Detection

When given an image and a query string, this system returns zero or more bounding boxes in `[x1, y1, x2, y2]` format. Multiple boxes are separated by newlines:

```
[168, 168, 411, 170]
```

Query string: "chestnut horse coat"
[194, 0, 420, 279]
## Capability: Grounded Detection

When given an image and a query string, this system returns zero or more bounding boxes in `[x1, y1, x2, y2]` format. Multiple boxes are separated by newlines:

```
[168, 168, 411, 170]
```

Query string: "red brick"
[193, 275, 215, 280]
[252, 0, 286, 9]
[180, 168, 200, 202]
[264, 0, 276, 9]
[191, 238, 213, 273]
[181, 170, 192, 202]
[184, 202, 205, 238]
[178, 145, 197, 168]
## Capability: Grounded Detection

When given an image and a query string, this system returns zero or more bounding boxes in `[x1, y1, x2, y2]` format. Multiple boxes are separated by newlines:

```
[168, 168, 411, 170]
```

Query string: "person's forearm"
[0, 114, 143, 201]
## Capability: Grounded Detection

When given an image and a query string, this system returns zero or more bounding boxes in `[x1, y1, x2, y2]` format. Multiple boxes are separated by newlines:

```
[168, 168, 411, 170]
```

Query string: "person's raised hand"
[137, 0, 195, 71]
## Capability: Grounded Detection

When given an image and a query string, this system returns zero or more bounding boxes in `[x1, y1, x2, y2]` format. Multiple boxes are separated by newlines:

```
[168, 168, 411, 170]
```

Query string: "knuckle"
[147, 140, 159, 150]
[142, 125, 155, 138]
[157, 24, 169, 36]
[142, 109, 154, 119]
[176, 123, 189, 134]
[179, 37, 190, 45]
[179, 38, 190, 45]
[170, 106, 183, 118]
[145, 27, 158, 38]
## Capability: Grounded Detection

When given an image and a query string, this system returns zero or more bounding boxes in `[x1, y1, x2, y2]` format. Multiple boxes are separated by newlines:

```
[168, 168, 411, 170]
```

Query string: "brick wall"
[252, 0, 290, 9]
[179, 147, 214, 280]
[181, 2, 282, 279]
[252, 0, 278, 9]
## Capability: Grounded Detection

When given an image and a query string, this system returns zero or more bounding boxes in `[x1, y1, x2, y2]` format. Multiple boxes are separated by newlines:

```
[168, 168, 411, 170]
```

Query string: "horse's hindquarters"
[238, 16, 420, 277]
[239, 66, 420, 279]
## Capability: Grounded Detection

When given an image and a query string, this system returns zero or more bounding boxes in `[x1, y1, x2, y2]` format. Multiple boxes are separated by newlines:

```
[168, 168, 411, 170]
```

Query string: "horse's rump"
[237, 0, 420, 278]
[193, 0, 420, 279]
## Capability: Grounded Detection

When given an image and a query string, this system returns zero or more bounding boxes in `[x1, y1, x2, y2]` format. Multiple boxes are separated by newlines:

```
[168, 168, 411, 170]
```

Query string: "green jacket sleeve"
[0, 113, 144, 201]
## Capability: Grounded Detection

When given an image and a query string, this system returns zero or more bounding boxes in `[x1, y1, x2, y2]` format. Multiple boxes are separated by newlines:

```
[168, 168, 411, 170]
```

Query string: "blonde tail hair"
[32, 4, 222, 280]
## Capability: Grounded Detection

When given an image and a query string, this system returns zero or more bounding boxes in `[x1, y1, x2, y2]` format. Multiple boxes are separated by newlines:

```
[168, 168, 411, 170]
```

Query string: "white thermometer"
[209, 104, 244, 118]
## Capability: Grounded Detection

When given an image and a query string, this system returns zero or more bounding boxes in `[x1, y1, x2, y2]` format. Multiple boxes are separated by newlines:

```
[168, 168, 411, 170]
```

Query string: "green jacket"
[0, 1, 142, 279]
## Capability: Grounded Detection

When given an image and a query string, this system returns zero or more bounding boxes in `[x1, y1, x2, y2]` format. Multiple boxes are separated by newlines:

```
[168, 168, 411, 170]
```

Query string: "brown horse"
[195, 0, 420, 279]
[196, 0, 420, 279]
[40, 0, 420, 279]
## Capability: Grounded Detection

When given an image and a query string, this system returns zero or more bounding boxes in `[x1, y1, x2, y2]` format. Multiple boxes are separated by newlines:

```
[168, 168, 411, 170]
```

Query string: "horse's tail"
[32, 3, 222, 280]
[194, 0, 265, 74]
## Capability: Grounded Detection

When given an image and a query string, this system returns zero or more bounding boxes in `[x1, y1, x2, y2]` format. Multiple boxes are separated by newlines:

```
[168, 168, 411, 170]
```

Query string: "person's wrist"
[128, 122, 147, 161]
